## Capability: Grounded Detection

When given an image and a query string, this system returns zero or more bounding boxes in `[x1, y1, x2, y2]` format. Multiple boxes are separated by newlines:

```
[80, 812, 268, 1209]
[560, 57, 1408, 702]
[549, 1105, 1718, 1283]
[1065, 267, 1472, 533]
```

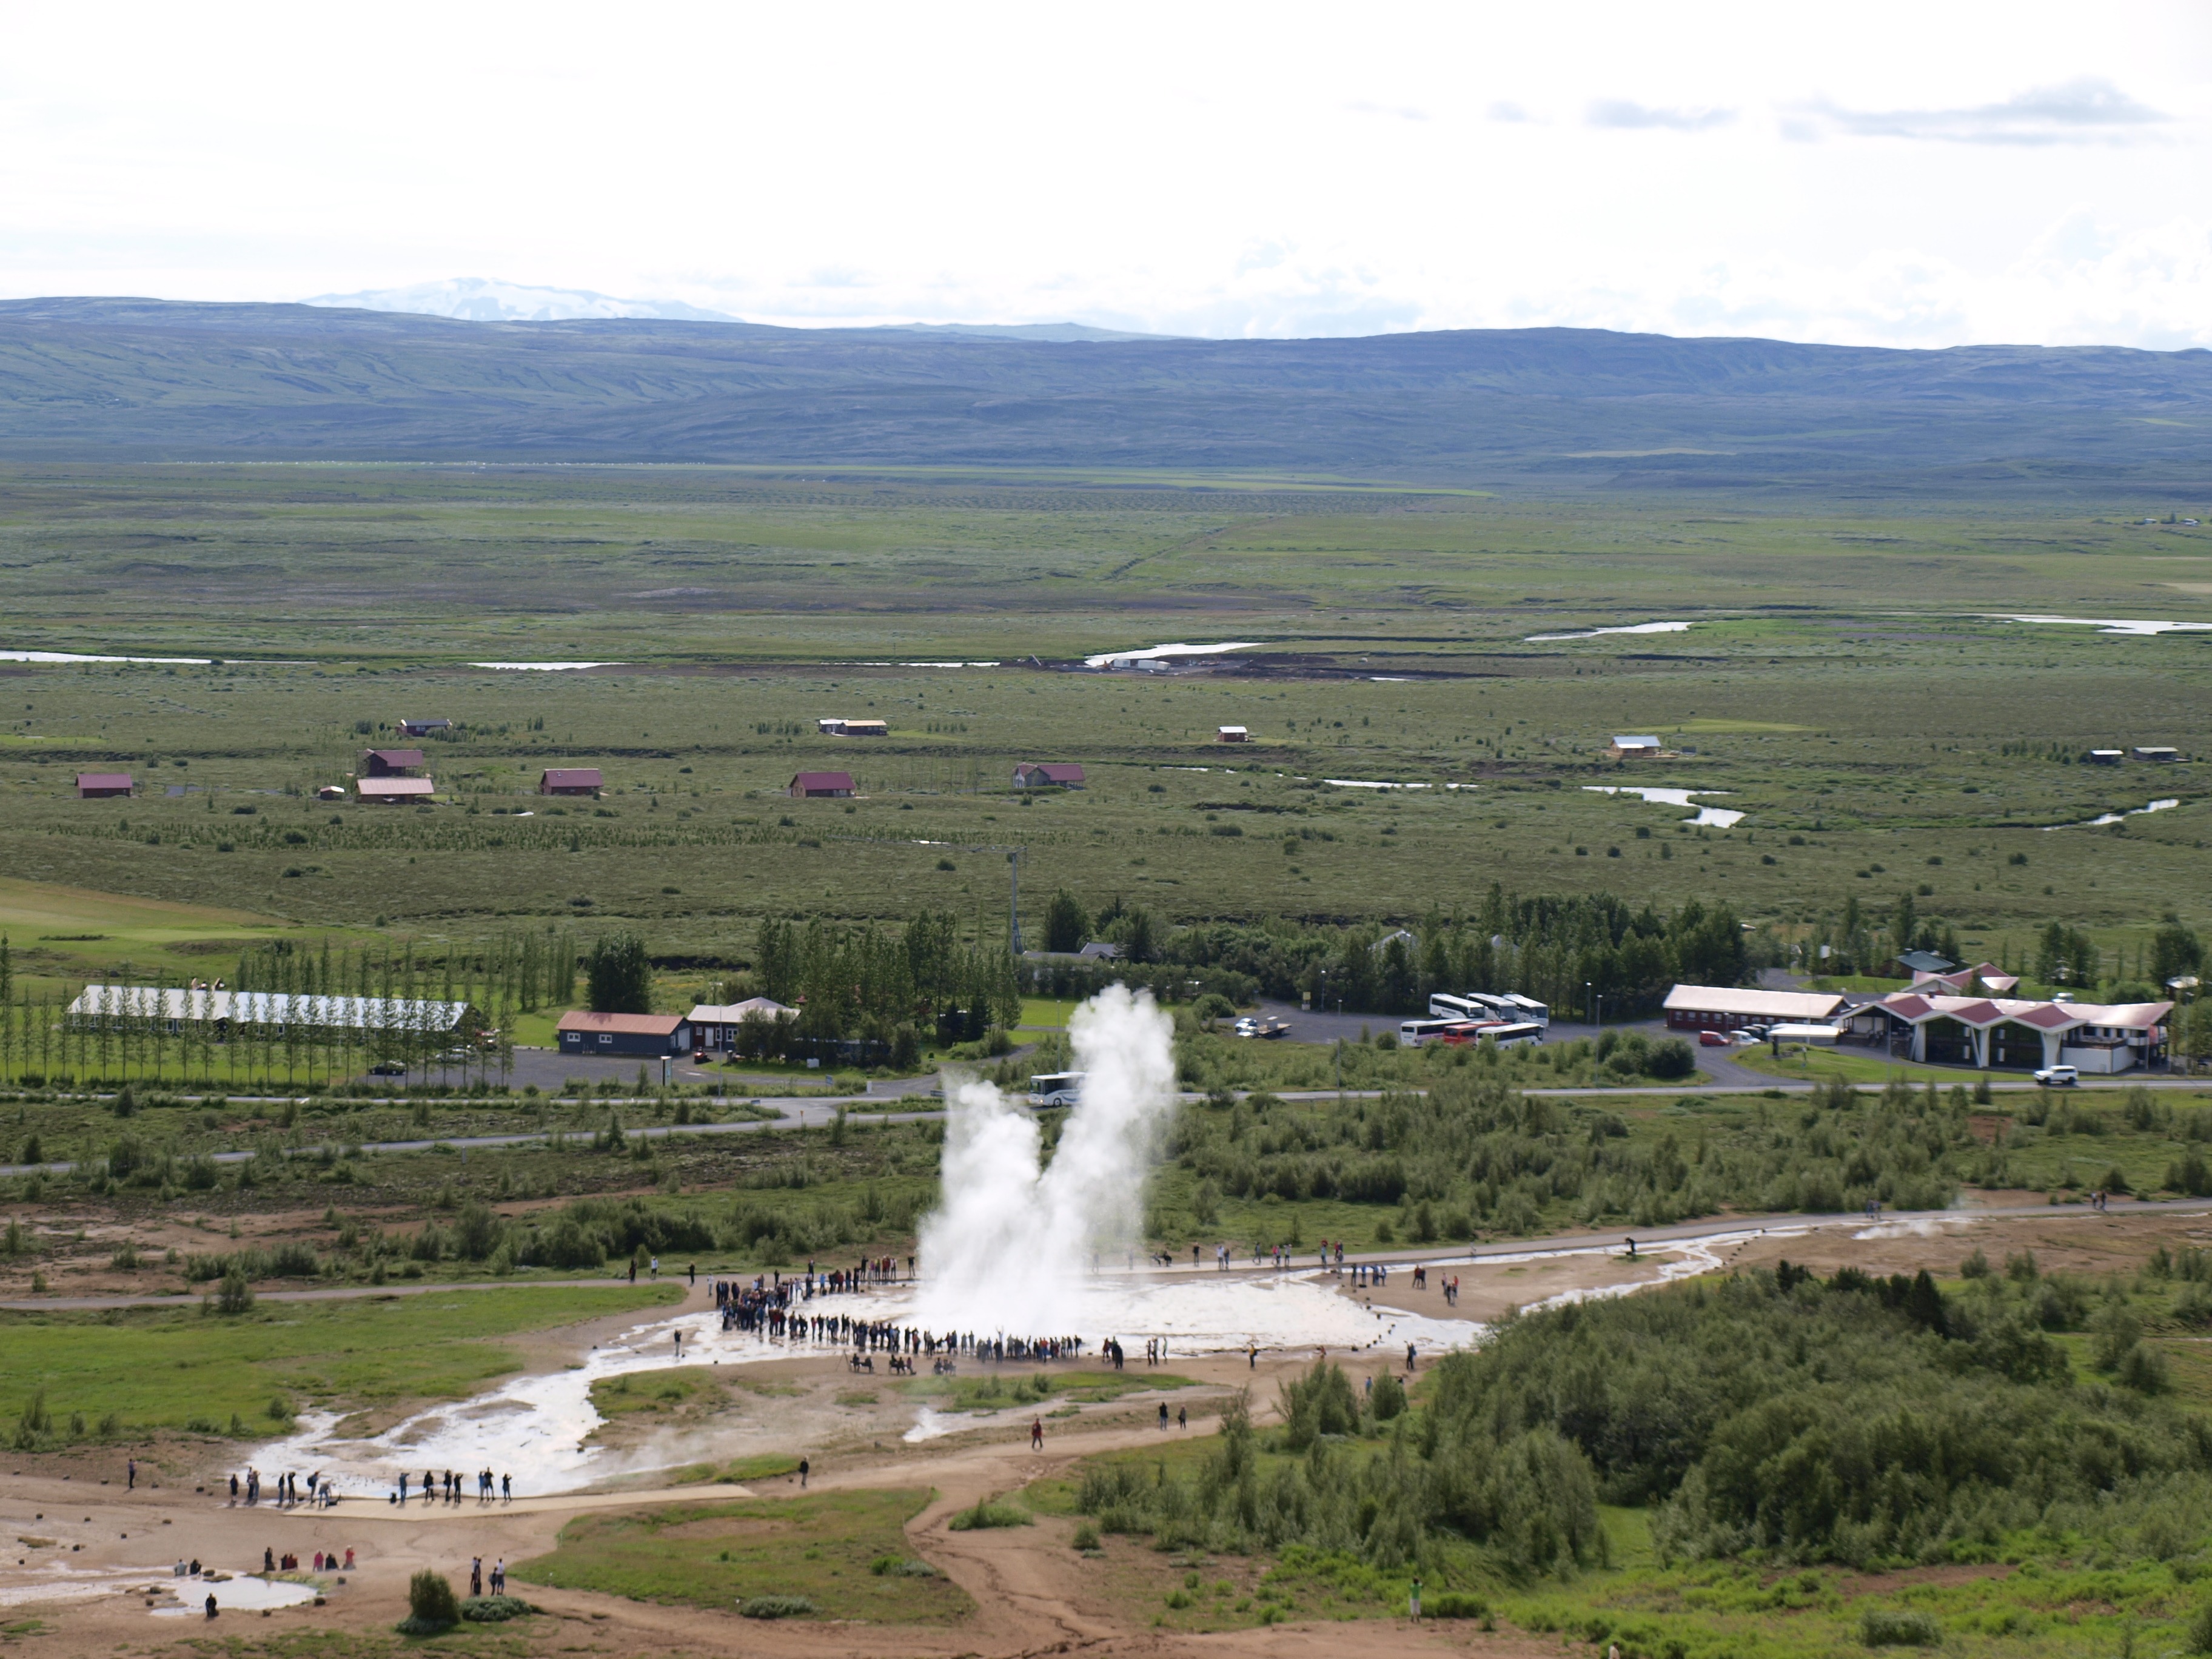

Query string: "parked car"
[367, 1061, 406, 1077]
[1232, 1017, 1260, 1039]
[2034, 1064, 2079, 1087]
[1729, 1028, 1762, 1045]
[1698, 1029, 1732, 1047]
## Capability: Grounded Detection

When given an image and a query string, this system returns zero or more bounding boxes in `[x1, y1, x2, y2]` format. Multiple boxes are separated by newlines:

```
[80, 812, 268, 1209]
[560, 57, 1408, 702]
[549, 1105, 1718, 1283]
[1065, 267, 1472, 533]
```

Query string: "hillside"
[0, 298, 2205, 494]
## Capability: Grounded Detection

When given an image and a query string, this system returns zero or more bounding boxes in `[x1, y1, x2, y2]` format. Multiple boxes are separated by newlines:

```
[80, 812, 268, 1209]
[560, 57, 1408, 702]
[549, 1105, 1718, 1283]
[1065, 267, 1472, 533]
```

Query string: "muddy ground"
[2, 1202, 2202, 1657]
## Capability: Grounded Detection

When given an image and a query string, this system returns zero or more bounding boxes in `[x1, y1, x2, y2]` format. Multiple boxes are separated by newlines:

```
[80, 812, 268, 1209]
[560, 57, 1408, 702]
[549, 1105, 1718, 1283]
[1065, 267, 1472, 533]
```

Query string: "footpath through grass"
[0, 1282, 679, 1440]
[512, 1488, 971, 1623]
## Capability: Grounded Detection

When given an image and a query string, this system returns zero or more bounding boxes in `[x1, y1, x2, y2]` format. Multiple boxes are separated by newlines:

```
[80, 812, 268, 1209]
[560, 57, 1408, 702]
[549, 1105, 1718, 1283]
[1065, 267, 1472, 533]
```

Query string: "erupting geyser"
[913, 983, 1178, 1334]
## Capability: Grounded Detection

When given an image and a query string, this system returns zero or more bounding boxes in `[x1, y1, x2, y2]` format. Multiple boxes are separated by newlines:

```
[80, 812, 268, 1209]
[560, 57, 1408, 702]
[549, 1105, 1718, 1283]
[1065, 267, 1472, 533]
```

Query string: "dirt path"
[14, 1203, 2212, 1656]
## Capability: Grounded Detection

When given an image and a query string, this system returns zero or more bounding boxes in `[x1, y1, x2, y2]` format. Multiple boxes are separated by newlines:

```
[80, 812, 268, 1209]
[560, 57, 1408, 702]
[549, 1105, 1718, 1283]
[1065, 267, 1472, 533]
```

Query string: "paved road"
[4, 1066, 2207, 1181]
[10, 1191, 2200, 1315]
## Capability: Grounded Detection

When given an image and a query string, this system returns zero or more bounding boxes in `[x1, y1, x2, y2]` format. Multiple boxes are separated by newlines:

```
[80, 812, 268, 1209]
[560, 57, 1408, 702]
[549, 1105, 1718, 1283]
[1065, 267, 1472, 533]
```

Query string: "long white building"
[65, 985, 475, 1036]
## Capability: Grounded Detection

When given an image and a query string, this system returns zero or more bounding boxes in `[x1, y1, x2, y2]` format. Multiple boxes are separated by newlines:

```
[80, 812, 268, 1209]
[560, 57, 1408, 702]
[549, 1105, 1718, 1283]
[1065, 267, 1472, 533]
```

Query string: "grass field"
[0, 468, 2201, 960]
[511, 1488, 971, 1622]
[0, 1283, 679, 1441]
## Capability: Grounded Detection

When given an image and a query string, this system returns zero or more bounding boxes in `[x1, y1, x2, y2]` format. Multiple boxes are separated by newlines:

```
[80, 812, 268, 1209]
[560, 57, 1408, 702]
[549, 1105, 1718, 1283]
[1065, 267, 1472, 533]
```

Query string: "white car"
[2034, 1064, 2079, 1087]
[1232, 1017, 1261, 1039]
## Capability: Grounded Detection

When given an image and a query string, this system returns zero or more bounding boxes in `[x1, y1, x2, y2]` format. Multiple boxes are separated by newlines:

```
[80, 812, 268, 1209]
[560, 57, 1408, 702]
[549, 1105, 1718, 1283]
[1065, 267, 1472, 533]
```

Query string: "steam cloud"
[913, 983, 1179, 1336]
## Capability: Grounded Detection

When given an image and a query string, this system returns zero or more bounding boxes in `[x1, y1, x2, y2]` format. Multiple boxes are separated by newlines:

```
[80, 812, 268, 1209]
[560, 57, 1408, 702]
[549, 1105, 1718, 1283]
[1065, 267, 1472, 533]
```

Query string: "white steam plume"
[913, 983, 1178, 1336]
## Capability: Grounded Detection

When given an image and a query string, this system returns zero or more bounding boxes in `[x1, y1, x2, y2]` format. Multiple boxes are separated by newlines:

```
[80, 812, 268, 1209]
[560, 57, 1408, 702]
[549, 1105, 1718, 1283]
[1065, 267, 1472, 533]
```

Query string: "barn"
[75, 772, 133, 799]
[362, 748, 425, 777]
[356, 776, 435, 803]
[1014, 763, 1087, 789]
[788, 771, 856, 798]
[540, 768, 604, 797]
[557, 1010, 692, 1056]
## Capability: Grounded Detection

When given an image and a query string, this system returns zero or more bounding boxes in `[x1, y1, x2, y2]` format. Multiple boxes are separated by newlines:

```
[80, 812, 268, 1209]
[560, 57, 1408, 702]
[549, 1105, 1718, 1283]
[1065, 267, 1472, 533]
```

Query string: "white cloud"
[1585, 99, 1737, 132]
[1795, 76, 2173, 144]
[0, 1, 2204, 349]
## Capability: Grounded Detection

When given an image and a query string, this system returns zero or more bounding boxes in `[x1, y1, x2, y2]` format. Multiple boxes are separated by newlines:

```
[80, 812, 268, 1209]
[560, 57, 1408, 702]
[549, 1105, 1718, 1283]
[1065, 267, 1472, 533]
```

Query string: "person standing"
[127, 1457, 136, 1490]
[799, 1457, 809, 1490]
[1030, 1418, 1044, 1450]
[1410, 1577, 1422, 1622]
[471, 1557, 483, 1599]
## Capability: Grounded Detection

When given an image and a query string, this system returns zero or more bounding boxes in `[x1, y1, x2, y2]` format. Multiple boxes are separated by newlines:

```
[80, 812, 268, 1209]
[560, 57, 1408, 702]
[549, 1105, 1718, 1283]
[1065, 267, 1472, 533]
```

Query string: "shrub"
[1426, 1591, 1489, 1619]
[1860, 1607, 1940, 1647]
[1370, 1369, 1407, 1422]
[868, 1556, 939, 1577]
[739, 1595, 816, 1619]
[1071, 1521, 1101, 1551]
[948, 1499, 1033, 1530]
[459, 1594, 532, 1622]
[210, 1268, 253, 1315]
[2188, 1592, 2212, 1655]
[401, 1570, 460, 1633]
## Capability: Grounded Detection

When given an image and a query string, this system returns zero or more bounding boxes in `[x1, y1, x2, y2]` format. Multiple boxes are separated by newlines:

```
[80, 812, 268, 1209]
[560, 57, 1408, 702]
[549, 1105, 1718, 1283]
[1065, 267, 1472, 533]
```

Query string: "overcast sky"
[1, 0, 2206, 346]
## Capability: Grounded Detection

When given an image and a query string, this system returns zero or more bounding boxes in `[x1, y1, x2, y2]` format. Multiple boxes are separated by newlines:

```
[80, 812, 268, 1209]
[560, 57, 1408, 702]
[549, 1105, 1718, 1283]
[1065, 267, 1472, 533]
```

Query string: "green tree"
[1042, 889, 1091, 954]
[585, 934, 653, 1013]
[2153, 914, 2204, 988]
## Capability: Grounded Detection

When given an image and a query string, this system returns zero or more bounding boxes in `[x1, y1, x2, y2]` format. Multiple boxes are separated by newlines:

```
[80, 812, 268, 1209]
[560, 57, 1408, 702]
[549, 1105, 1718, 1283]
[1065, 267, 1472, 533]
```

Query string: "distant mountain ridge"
[302, 279, 1173, 342]
[304, 277, 745, 324]
[0, 297, 2203, 494]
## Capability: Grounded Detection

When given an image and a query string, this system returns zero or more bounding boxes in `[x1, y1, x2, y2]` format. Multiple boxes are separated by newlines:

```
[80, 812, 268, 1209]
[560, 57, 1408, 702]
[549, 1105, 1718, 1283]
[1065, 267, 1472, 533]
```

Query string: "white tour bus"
[1463, 1020, 1544, 1049]
[1429, 990, 1551, 1030]
[1027, 1071, 1085, 1105]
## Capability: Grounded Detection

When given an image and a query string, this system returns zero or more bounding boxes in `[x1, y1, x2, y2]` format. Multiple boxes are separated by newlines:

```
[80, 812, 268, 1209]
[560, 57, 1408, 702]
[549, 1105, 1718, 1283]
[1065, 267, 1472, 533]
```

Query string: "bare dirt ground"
[6, 1204, 2202, 1657]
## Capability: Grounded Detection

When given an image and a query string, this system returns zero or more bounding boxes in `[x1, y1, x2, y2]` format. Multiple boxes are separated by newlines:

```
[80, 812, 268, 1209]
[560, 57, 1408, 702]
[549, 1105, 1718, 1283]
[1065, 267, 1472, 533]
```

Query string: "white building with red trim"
[1841, 991, 2172, 1073]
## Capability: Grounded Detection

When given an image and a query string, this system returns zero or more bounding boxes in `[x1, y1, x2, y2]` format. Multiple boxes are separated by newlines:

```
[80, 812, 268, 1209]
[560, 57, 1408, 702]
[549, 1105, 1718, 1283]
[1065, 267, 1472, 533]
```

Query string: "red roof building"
[557, 1010, 692, 1055]
[1842, 990, 2174, 1073]
[788, 771, 856, 798]
[75, 772, 133, 798]
[540, 768, 604, 796]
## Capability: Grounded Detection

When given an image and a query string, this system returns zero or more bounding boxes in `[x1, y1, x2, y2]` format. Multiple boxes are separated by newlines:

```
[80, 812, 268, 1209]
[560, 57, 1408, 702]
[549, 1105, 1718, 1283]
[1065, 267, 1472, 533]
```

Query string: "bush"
[2188, 1592, 2212, 1655]
[739, 1595, 816, 1619]
[1642, 1037, 1697, 1079]
[1370, 1369, 1407, 1422]
[1426, 1591, 1489, 1619]
[868, 1556, 939, 1577]
[1071, 1521, 1101, 1551]
[1860, 1607, 1940, 1647]
[210, 1268, 253, 1315]
[948, 1499, 1033, 1530]
[402, 1570, 460, 1632]
[459, 1594, 532, 1622]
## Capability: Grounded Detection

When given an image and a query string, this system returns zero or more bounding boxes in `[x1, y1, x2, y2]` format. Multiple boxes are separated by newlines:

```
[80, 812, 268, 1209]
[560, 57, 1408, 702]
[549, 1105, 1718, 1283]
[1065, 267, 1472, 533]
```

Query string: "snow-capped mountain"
[303, 278, 743, 324]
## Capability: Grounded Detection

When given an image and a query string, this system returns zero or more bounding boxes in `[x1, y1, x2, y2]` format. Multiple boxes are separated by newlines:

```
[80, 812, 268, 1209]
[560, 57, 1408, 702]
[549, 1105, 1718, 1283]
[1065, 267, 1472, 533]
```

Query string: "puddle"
[2046, 798, 2180, 829]
[1082, 640, 1265, 668]
[469, 661, 618, 670]
[0, 649, 214, 665]
[150, 1575, 318, 1617]
[1324, 779, 1430, 790]
[1525, 621, 1695, 642]
[1584, 785, 1746, 828]
[1996, 615, 2212, 638]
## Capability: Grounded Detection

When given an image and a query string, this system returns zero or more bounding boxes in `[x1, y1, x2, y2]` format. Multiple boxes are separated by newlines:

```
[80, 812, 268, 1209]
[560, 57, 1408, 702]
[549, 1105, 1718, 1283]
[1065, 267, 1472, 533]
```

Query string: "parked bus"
[1427, 992, 1492, 1022]
[1399, 1017, 1481, 1046]
[1429, 990, 1550, 1030]
[1441, 1020, 1544, 1050]
[1027, 1071, 1085, 1105]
